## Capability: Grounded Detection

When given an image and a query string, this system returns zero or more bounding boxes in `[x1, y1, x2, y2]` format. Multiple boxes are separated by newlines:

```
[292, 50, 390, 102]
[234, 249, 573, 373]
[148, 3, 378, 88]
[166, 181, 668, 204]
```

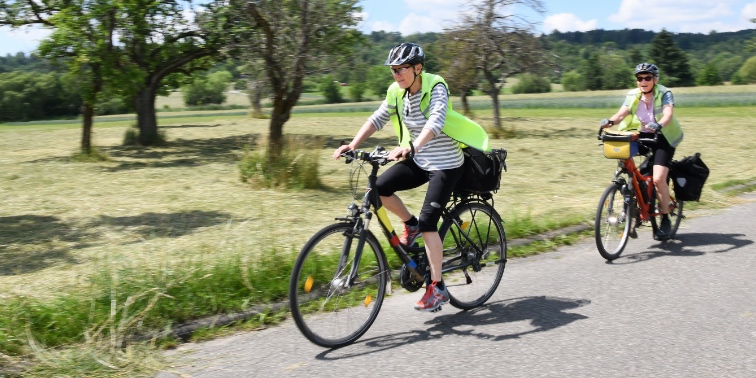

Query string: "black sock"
[662, 213, 669, 220]
[435, 280, 445, 290]
[404, 216, 418, 227]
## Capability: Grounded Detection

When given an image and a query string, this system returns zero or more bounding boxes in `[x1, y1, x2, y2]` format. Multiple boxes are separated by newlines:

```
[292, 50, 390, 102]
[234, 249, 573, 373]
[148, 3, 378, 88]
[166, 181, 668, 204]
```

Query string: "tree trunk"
[490, 92, 501, 130]
[460, 91, 471, 116]
[248, 77, 265, 118]
[81, 103, 94, 155]
[267, 98, 288, 159]
[135, 86, 160, 145]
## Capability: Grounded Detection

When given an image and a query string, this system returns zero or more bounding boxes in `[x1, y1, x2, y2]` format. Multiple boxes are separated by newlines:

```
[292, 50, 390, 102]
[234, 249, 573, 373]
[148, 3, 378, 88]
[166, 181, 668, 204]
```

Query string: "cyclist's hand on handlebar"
[388, 146, 411, 161]
[334, 144, 353, 160]
[646, 121, 662, 132]
[599, 119, 614, 128]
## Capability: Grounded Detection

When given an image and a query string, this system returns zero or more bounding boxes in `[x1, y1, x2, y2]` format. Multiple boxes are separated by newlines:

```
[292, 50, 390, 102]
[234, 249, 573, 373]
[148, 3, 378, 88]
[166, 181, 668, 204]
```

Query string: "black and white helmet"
[634, 62, 659, 77]
[384, 43, 425, 66]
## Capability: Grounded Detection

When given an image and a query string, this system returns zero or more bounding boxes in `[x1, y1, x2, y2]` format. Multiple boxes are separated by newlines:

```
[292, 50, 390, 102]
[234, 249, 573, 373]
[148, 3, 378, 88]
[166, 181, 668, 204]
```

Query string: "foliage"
[238, 135, 324, 189]
[580, 53, 602, 90]
[650, 29, 695, 87]
[447, 0, 547, 130]
[511, 73, 551, 94]
[733, 56, 756, 84]
[366, 65, 393, 98]
[319, 75, 343, 104]
[599, 54, 633, 90]
[0, 71, 81, 122]
[560, 70, 586, 92]
[229, 0, 363, 157]
[348, 82, 366, 102]
[182, 70, 233, 106]
[696, 62, 723, 86]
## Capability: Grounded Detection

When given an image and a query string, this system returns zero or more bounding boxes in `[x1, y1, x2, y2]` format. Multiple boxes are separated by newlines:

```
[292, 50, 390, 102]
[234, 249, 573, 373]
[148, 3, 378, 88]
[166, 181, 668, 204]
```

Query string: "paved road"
[158, 198, 756, 378]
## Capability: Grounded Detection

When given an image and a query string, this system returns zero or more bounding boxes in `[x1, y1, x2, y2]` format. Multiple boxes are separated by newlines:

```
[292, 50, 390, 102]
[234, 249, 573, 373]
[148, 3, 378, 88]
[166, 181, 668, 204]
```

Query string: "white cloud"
[369, 20, 397, 33]
[743, 2, 756, 18]
[0, 26, 51, 56]
[404, 0, 460, 12]
[608, 0, 751, 33]
[543, 13, 598, 32]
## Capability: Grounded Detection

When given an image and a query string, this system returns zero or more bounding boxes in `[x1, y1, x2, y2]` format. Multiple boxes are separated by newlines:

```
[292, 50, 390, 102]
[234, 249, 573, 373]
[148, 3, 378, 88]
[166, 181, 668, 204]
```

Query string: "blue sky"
[2, 0, 755, 56]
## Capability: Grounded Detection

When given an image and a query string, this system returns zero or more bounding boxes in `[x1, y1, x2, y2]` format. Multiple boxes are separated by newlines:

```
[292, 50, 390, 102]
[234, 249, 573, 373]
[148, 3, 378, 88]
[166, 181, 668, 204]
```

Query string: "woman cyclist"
[333, 43, 488, 312]
[600, 62, 684, 239]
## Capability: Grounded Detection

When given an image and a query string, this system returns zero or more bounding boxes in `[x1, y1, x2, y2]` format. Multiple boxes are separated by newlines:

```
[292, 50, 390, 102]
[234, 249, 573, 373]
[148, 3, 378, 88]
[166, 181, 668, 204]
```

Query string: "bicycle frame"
[613, 157, 656, 222]
[338, 149, 497, 287]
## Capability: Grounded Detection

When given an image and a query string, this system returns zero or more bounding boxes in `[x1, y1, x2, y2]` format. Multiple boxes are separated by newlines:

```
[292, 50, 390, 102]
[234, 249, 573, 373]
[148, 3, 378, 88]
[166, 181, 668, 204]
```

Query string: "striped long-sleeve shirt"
[368, 82, 464, 171]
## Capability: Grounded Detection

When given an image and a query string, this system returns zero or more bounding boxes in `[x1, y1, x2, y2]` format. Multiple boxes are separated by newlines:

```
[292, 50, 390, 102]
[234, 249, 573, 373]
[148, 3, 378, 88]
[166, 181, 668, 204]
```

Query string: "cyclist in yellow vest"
[333, 43, 488, 312]
[600, 63, 684, 239]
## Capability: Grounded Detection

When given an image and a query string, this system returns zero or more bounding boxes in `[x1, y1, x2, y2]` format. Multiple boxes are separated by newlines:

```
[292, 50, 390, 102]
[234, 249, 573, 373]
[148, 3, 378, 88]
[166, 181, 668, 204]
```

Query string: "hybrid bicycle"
[289, 146, 508, 348]
[595, 127, 684, 261]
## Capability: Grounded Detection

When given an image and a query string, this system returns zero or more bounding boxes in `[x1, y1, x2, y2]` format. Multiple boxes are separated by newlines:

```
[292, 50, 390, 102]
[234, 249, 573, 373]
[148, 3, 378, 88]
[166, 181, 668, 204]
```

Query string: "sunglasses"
[636, 76, 655, 82]
[390, 66, 411, 75]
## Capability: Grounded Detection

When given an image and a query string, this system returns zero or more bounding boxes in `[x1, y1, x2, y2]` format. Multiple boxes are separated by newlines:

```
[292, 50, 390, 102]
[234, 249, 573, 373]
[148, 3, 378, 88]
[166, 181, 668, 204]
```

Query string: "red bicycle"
[594, 127, 684, 261]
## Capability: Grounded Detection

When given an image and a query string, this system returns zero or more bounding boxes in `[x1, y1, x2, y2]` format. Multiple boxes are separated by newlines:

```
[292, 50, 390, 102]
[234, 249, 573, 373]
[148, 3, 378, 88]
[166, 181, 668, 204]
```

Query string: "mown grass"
[1, 85, 754, 375]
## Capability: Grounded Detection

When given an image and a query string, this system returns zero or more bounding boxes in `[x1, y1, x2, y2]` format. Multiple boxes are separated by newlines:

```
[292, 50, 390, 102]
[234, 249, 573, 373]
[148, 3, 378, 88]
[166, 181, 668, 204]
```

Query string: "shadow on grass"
[0, 210, 234, 275]
[101, 134, 261, 172]
[316, 295, 590, 359]
[97, 210, 234, 239]
[0, 215, 94, 276]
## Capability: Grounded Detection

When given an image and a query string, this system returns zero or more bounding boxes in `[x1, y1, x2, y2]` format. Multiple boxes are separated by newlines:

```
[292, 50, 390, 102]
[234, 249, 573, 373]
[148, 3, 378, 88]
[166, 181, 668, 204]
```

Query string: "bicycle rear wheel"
[595, 182, 633, 261]
[289, 223, 388, 348]
[438, 202, 507, 310]
[649, 185, 684, 240]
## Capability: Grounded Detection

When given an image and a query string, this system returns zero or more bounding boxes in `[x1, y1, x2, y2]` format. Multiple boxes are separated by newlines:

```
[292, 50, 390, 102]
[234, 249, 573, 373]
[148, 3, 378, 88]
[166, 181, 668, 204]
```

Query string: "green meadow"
[1, 85, 754, 374]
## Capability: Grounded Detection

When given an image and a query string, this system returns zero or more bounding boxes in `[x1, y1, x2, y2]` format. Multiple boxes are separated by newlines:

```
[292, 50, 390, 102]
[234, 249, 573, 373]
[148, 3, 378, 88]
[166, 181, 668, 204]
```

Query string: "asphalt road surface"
[157, 198, 756, 378]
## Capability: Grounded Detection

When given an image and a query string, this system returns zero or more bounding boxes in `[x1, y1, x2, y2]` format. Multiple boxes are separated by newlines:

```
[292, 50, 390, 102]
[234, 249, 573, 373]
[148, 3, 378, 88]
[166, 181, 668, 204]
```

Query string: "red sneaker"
[400, 223, 421, 246]
[414, 281, 449, 312]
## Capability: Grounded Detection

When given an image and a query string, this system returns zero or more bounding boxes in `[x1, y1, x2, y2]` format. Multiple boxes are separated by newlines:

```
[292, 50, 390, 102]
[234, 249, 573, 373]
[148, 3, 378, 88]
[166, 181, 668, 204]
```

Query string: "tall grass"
[238, 135, 324, 189]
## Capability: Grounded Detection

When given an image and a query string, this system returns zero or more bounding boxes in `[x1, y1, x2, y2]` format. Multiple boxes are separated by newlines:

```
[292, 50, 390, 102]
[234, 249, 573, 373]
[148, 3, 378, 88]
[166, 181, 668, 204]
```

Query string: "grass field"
[1, 86, 755, 374]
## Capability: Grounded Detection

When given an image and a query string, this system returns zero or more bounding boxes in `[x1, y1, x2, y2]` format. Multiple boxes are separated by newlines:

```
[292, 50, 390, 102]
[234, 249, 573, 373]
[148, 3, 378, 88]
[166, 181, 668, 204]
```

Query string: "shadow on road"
[315, 295, 590, 360]
[609, 232, 753, 264]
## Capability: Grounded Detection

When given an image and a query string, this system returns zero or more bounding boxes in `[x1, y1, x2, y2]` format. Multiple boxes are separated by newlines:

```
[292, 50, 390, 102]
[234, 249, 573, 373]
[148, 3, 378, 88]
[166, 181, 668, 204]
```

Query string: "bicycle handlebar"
[597, 126, 659, 145]
[340, 146, 392, 165]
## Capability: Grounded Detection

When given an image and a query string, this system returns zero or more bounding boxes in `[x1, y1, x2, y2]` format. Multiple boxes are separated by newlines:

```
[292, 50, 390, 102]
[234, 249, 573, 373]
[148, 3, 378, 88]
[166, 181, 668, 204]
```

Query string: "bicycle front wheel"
[595, 182, 633, 261]
[289, 223, 388, 348]
[439, 202, 507, 310]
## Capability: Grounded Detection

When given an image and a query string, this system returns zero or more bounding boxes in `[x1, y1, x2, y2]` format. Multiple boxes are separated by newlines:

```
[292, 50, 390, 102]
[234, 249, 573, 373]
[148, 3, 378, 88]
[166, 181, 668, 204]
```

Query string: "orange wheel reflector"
[304, 276, 314, 293]
[461, 221, 470, 231]
[364, 294, 372, 307]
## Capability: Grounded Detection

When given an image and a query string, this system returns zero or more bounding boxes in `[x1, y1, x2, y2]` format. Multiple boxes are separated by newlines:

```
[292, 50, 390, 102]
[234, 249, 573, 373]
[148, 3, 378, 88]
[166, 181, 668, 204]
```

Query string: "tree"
[1, 0, 235, 147]
[366, 65, 393, 99]
[733, 56, 756, 84]
[1, 0, 121, 154]
[448, 0, 548, 130]
[511, 73, 550, 94]
[600, 54, 633, 90]
[436, 29, 479, 116]
[319, 75, 343, 104]
[230, 0, 362, 158]
[182, 70, 233, 106]
[118, 1, 234, 145]
[695, 62, 722, 86]
[649, 29, 695, 87]
[579, 53, 602, 90]
[560, 70, 585, 92]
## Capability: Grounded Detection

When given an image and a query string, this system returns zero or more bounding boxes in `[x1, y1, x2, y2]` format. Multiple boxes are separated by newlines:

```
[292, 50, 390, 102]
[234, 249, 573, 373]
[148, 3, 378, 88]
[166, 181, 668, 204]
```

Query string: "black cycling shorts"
[375, 158, 464, 232]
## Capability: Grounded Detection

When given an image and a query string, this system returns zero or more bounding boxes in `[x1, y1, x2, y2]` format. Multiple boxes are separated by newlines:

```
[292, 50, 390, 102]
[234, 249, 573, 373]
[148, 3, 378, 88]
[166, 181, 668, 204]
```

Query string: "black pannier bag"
[455, 148, 507, 194]
[669, 152, 709, 201]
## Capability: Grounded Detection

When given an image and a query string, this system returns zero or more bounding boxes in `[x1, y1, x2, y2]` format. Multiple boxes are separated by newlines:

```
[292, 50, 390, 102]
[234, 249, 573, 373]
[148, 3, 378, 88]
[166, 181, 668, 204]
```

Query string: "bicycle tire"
[289, 223, 388, 348]
[595, 182, 633, 261]
[438, 201, 507, 310]
[649, 182, 684, 240]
